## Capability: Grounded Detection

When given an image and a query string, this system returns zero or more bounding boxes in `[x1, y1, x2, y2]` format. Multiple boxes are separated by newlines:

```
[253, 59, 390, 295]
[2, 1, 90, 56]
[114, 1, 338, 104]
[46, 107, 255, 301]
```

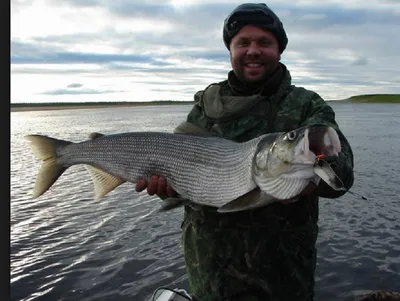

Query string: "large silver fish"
[25, 125, 344, 213]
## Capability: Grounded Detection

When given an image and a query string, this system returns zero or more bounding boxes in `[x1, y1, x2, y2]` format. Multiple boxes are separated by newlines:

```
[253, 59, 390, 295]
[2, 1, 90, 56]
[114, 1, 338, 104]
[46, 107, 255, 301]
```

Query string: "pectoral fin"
[217, 188, 275, 213]
[85, 165, 126, 200]
[157, 197, 202, 212]
[314, 159, 345, 191]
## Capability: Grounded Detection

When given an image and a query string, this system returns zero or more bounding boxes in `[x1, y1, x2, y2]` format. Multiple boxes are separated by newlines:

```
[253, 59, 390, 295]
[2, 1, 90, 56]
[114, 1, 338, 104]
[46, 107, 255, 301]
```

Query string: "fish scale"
[53, 132, 261, 206]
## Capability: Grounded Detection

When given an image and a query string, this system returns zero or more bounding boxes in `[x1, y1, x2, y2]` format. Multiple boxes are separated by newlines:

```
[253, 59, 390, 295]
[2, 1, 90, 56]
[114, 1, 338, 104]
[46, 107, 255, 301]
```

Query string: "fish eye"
[287, 131, 297, 141]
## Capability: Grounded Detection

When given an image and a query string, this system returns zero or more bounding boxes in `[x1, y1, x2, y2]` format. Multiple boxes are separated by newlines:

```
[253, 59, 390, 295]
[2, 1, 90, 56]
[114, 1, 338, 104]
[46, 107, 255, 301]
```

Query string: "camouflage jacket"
[175, 63, 354, 200]
[173, 64, 355, 301]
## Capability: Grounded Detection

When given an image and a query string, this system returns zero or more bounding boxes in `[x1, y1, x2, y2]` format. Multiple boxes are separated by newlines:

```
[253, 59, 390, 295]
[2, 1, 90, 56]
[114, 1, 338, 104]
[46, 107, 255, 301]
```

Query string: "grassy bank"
[345, 94, 400, 103]
[10, 101, 194, 112]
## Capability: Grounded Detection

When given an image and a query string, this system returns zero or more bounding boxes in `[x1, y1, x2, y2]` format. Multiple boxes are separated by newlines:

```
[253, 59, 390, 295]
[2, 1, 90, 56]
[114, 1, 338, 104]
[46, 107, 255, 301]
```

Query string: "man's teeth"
[246, 63, 262, 67]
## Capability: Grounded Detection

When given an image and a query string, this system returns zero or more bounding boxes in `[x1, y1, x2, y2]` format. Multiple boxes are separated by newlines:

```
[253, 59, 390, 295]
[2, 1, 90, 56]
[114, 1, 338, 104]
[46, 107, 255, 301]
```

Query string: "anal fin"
[85, 165, 126, 200]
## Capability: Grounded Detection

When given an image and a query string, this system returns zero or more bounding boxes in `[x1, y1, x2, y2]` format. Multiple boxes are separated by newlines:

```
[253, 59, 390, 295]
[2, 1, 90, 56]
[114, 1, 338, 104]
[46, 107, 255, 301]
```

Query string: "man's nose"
[246, 42, 261, 55]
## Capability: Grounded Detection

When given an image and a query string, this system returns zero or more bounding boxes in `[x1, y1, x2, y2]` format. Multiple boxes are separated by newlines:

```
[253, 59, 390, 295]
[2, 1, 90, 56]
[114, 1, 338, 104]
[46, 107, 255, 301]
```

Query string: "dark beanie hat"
[223, 3, 288, 53]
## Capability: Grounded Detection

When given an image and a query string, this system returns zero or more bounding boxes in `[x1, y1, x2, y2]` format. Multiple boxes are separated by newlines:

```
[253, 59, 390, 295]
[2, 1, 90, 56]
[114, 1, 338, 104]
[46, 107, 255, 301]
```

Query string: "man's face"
[229, 25, 280, 84]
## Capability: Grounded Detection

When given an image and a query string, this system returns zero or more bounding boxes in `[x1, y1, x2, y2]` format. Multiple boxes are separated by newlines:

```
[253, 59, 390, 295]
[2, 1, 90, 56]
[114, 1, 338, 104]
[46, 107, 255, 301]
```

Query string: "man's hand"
[135, 175, 177, 199]
[279, 182, 317, 204]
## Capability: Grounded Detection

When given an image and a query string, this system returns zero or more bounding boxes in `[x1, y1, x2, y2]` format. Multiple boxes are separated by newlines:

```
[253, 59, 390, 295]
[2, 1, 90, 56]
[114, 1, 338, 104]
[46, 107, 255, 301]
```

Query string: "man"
[137, 3, 354, 301]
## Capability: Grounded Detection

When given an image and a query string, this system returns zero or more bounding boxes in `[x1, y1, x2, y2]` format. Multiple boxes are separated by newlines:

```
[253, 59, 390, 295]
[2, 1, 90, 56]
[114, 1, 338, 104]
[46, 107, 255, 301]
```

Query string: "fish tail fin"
[25, 135, 71, 198]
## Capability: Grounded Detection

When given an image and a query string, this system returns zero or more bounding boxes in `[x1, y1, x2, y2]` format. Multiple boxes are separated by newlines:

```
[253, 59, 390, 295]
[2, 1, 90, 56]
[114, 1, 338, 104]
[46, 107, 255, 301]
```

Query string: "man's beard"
[234, 68, 268, 85]
[231, 55, 279, 85]
[233, 64, 275, 86]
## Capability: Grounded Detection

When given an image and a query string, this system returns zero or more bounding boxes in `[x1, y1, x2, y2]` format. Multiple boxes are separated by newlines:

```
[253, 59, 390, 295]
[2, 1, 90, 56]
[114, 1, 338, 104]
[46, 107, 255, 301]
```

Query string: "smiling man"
[137, 3, 354, 301]
[229, 25, 281, 84]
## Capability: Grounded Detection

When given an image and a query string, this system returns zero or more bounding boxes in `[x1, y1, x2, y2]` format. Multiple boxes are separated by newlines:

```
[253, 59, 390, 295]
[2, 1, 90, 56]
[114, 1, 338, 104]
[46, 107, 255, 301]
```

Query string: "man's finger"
[147, 175, 159, 195]
[135, 179, 147, 192]
[280, 198, 297, 205]
[157, 176, 167, 196]
[300, 182, 317, 196]
[166, 185, 177, 197]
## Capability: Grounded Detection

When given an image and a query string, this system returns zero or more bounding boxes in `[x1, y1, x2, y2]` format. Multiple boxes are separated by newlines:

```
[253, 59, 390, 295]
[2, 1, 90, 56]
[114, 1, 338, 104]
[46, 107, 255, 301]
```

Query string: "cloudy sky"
[11, 0, 400, 103]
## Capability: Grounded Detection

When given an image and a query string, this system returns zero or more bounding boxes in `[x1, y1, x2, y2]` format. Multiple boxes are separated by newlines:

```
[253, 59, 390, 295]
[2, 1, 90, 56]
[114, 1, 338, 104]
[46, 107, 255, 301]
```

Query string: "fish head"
[254, 125, 342, 179]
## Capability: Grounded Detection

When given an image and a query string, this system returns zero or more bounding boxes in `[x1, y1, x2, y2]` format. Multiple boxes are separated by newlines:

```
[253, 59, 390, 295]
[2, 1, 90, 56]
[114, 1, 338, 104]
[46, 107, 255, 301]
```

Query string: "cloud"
[351, 57, 369, 66]
[67, 83, 83, 88]
[40, 88, 124, 95]
[10, 0, 400, 103]
[11, 41, 171, 65]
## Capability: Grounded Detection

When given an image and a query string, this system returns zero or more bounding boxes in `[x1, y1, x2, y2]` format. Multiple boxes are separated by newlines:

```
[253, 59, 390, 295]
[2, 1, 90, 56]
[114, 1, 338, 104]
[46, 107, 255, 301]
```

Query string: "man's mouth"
[245, 62, 263, 68]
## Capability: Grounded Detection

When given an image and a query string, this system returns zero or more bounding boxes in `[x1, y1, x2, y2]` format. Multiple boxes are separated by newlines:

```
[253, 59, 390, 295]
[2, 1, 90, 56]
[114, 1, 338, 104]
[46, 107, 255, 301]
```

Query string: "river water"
[10, 103, 400, 301]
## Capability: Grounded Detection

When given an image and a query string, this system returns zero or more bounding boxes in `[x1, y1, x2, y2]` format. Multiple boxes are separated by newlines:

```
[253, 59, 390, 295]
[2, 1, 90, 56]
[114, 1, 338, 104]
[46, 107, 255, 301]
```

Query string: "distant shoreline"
[10, 94, 400, 112]
[10, 101, 194, 112]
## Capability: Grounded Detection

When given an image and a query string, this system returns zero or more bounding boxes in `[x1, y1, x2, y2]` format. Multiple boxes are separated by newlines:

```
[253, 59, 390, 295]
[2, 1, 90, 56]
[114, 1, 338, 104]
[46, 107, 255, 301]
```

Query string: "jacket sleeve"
[300, 93, 355, 198]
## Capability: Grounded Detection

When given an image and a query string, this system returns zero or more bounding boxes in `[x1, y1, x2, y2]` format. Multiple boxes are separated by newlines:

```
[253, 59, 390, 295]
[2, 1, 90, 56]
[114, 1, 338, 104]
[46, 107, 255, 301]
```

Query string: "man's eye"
[259, 40, 272, 46]
[238, 40, 249, 46]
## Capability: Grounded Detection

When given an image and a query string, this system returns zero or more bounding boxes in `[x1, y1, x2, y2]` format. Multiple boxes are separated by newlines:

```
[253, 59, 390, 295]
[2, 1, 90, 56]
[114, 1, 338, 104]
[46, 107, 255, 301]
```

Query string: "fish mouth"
[306, 126, 341, 158]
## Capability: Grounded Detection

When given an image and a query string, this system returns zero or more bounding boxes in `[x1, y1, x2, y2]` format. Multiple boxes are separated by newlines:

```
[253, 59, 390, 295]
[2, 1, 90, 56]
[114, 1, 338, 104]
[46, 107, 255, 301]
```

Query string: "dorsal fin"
[89, 132, 105, 140]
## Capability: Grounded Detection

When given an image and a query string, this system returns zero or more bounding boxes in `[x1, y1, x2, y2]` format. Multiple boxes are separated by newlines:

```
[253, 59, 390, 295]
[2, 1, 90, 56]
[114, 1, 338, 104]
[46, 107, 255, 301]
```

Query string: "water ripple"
[10, 104, 400, 301]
